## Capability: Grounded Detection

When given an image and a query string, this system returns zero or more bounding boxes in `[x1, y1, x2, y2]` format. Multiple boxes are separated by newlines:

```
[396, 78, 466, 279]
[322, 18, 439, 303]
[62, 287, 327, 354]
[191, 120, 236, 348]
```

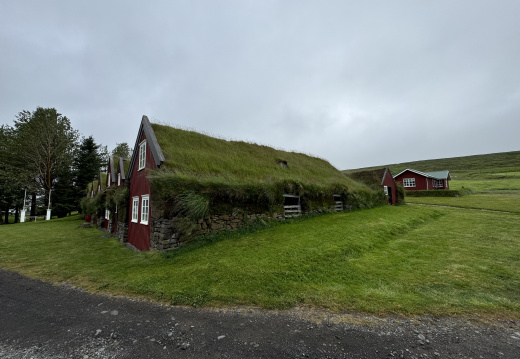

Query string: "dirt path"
[0, 268, 519, 358]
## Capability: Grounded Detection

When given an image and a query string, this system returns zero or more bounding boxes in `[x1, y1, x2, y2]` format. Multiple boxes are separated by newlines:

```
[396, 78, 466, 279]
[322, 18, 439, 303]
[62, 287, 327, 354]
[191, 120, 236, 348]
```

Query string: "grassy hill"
[343, 150, 520, 180]
[343, 150, 520, 193]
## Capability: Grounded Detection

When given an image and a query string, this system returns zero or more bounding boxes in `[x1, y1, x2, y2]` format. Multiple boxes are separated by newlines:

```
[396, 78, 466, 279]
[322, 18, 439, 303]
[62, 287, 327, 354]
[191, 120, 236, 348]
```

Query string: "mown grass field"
[1, 205, 519, 318]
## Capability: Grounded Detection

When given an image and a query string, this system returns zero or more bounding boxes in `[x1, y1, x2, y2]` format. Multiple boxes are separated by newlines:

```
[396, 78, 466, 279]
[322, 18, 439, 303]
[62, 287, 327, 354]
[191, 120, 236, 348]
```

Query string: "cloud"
[1, 1, 519, 170]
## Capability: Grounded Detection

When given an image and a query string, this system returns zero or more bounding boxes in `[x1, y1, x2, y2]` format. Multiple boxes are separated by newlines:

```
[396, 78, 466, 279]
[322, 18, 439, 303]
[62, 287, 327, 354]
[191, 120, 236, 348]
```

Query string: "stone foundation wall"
[116, 221, 128, 243]
[149, 205, 350, 252]
[150, 212, 285, 251]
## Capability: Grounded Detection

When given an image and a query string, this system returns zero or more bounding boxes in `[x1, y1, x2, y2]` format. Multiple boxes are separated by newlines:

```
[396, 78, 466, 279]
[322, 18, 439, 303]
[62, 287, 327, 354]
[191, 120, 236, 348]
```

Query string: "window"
[117, 173, 121, 186]
[403, 178, 416, 187]
[115, 204, 118, 213]
[434, 179, 443, 188]
[141, 195, 149, 225]
[138, 140, 146, 170]
[131, 197, 139, 222]
[383, 186, 389, 195]
[105, 208, 110, 219]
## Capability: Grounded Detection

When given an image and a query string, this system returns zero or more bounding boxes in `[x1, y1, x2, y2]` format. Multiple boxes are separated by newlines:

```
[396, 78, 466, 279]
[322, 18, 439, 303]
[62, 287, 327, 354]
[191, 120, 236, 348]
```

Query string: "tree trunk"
[14, 206, 20, 224]
[31, 192, 36, 217]
[3, 207, 9, 224]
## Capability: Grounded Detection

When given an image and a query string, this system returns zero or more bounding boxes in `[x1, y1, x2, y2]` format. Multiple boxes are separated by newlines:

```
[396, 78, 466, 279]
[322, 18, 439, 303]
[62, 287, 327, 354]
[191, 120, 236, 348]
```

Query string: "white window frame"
[383, 186, 389, 195]
[141, 195, 149, 225]
[138, 140, 147, 171]
[131, 197, 139, 223]
[435, 179, 444, 188]
[105, 208, 110, 219]
[117, 172, 121, 186]
[403, 178, 416, 187]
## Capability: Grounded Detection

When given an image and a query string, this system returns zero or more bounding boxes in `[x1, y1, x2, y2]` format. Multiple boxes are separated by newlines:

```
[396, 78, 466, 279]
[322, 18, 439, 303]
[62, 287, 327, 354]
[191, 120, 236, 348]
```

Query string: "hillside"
[343, 150, 520, 180]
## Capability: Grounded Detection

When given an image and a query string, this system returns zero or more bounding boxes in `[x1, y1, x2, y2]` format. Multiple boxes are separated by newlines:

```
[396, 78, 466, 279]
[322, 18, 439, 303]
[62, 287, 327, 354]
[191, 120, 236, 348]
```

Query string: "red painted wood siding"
[128, 132, 156, 251]
[395, 170, 450, 191]
[381, 171, 397, 205]
[394, 170, 430, 191]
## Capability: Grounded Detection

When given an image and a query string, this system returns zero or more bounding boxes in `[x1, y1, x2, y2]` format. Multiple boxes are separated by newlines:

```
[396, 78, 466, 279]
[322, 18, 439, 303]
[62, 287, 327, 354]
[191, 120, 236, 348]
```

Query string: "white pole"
[20, 188, 27, 223]
[46, 189, 52, 220]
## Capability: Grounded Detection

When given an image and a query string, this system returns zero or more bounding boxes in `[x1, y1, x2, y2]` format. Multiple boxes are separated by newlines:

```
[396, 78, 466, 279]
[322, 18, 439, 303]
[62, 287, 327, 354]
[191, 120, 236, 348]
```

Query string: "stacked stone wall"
[116, 222, 128, 243]
[149, 205, 351, 252]
[150, 212, 285, 251]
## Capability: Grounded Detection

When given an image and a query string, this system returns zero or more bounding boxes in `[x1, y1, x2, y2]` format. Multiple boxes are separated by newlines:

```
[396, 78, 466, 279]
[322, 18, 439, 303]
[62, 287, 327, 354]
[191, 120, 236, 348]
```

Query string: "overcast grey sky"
[1, 1, 519, 170]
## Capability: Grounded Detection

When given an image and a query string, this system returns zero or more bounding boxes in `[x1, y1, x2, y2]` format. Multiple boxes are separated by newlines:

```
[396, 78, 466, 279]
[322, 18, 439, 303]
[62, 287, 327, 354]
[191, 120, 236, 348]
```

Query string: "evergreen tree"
[52, 166, 77, 217]
[73, 136, 104, 211]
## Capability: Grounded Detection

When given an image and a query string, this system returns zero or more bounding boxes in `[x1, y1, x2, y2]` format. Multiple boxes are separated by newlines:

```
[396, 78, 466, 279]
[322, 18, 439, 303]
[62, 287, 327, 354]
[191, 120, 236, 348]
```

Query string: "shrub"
[395, 183, 406, 205]
[405, 190, 461, 197]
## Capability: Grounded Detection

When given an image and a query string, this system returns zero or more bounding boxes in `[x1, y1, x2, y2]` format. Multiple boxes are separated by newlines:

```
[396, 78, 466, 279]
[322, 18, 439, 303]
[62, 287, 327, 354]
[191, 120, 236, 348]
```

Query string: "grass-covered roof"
[146, 123, 384, 213]
[348, 168, 388, 188]
[149, 123, 363, 193]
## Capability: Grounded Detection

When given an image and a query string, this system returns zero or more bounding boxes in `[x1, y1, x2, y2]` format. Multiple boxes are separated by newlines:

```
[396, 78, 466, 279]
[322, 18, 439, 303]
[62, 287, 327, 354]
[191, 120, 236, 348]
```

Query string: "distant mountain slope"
[343, 151, 520, 180]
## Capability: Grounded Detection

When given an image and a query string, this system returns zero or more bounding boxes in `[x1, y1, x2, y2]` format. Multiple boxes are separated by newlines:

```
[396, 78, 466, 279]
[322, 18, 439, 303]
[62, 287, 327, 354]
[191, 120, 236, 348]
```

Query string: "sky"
[1, 1, 519, 170]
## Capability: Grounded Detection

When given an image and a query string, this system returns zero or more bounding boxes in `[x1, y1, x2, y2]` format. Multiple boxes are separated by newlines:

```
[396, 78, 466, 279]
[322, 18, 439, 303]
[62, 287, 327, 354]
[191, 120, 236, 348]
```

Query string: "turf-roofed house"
[348, 168, 401, 205]
[86, 172, 106, 225]
[126, 116, 383, 251]
[104, 155, 130, 235]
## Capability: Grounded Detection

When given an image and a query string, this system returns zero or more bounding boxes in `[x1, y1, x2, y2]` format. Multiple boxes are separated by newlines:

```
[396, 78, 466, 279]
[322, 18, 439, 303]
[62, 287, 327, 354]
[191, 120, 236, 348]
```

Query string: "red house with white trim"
[393, 169, 451, 191]
[126, 116, 165, 251]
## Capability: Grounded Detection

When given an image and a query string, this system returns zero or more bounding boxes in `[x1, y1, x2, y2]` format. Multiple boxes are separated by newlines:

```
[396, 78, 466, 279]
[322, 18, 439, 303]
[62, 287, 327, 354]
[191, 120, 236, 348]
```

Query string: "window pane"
[141, 195, 149, 224]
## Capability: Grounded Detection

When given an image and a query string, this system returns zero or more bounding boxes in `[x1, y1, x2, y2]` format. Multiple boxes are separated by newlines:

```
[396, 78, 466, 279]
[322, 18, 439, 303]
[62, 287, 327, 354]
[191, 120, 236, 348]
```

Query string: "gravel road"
[1, 268, 519, 358]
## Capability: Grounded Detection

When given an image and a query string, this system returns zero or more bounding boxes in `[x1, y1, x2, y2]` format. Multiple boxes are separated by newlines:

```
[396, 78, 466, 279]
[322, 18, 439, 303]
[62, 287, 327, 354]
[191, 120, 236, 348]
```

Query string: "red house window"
[403, 178, 415, 187]
[138, 140, 146, 171]
[141, 195, 149, 225]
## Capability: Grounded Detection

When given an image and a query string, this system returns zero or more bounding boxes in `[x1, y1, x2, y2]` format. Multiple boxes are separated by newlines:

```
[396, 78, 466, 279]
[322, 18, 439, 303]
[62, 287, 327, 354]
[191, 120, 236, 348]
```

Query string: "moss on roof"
[122, 158, 130, 177]
[99, 173, 107, 190]
[149, 123, 365, 195]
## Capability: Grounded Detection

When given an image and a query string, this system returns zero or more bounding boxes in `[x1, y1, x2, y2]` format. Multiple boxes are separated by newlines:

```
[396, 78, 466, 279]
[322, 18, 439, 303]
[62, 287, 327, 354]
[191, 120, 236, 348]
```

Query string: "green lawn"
[1, 205, 519, 318]
[450, 178, 520, 192]
[406, 192, 520, 213]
